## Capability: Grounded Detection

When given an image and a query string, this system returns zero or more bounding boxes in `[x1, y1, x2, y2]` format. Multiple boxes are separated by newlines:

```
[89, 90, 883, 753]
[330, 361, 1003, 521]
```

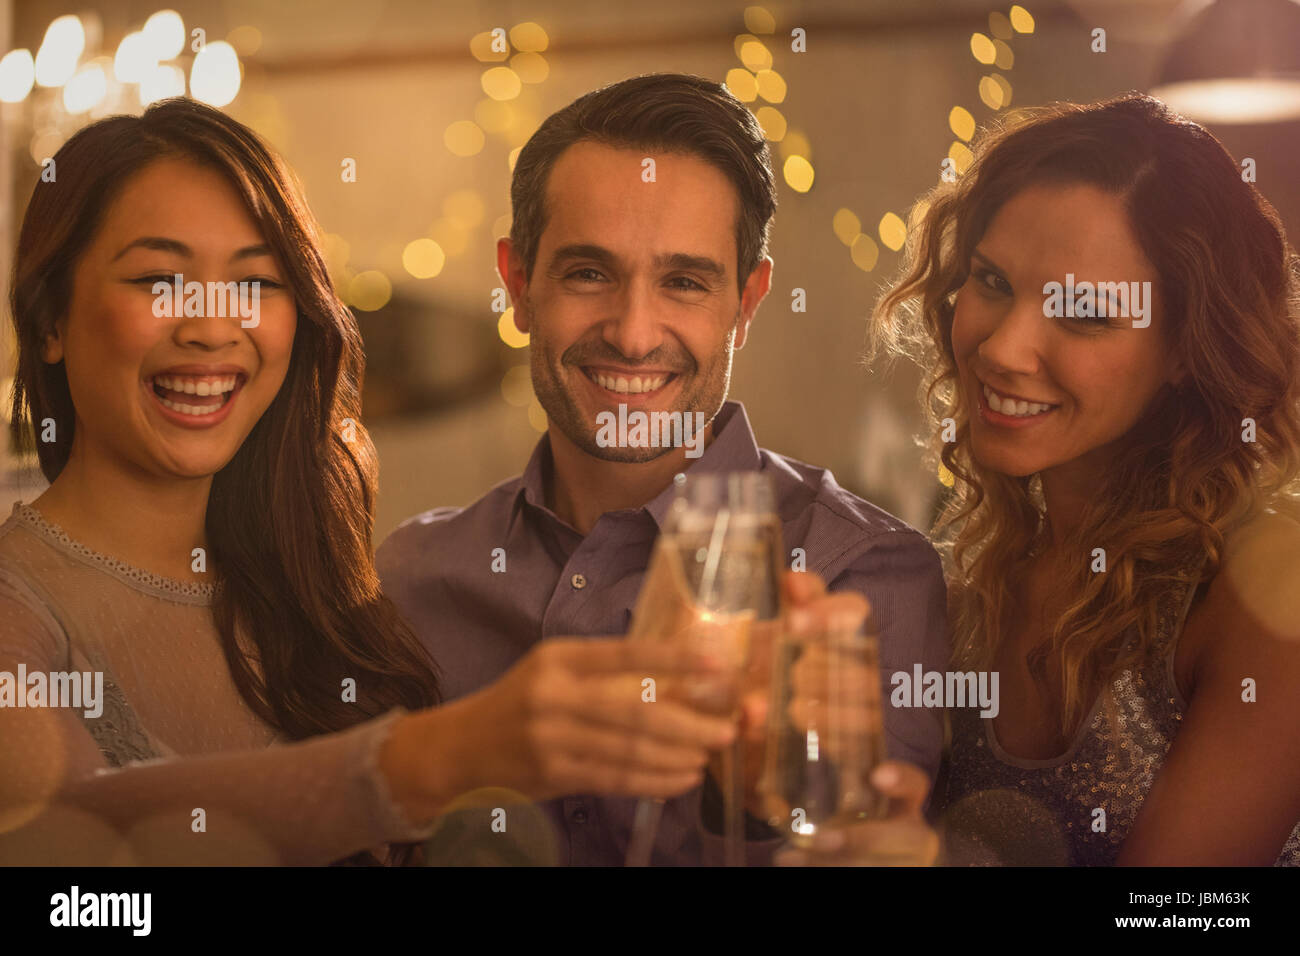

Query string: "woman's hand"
[774, 760, 939, 866]
[382, 637, 738, 823]
[722, 570, 872, 818]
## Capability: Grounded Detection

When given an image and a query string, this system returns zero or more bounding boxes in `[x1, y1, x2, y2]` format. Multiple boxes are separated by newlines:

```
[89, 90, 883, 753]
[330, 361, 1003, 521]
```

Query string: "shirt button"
[572, 808, 588, 824]
[571, 573, 587, 590]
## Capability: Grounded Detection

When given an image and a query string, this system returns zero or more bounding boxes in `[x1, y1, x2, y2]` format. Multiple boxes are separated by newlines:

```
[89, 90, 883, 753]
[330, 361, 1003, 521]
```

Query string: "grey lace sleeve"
[0, 566, 437, 865]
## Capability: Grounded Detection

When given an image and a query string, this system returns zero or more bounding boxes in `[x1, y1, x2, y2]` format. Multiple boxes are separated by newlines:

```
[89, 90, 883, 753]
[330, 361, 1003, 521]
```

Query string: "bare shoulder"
[1218, 505, 1300, 629]
[1180, 506, 1300, 692]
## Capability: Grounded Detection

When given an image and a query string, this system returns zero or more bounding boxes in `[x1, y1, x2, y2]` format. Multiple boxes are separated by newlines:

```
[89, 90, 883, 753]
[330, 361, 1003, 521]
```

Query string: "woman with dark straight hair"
[0, 98, 736, 865]
[873, 92, 1300, 865]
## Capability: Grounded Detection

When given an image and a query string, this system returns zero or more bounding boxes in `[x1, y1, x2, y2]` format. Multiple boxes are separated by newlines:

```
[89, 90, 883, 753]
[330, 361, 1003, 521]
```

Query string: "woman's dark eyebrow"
[970, 248, 1006, 274]
[111, 236, 274, 263]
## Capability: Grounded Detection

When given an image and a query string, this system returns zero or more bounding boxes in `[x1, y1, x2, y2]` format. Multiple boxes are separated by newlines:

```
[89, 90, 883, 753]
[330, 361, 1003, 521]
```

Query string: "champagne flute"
[758, 621, 889, 852]
[623, 471, 783, 867]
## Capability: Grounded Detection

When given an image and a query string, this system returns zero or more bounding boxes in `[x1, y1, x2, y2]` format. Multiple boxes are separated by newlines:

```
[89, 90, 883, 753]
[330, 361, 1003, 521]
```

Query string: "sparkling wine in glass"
[623, 471, 783, 866]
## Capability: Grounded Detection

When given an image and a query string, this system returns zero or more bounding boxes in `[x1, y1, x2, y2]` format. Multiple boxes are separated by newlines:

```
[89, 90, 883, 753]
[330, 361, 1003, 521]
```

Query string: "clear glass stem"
[722, 735, 744, 867]
[625, 797, 664, 867]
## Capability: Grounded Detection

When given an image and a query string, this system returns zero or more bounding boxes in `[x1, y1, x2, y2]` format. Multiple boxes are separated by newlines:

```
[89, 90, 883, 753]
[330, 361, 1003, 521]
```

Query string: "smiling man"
[376, 73, 948, 865]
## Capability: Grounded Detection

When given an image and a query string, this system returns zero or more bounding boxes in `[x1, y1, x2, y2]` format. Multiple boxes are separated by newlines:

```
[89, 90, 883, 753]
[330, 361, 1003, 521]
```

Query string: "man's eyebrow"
[654, 253, 727, 280]
[548, 243, 617, 267]
[111, 237, 275, 263]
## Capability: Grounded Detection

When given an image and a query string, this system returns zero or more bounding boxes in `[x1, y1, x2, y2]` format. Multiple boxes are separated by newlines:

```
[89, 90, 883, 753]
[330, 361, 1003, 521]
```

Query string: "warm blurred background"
[2, 0, 1298, 540]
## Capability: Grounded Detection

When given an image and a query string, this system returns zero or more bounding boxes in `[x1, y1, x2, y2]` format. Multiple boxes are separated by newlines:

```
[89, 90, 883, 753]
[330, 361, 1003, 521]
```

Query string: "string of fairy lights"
[833, 4, 1036, 277]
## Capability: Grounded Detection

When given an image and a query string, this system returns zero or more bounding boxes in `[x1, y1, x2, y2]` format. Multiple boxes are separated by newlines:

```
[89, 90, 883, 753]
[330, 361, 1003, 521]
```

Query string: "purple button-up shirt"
[376, 401, 948, 865]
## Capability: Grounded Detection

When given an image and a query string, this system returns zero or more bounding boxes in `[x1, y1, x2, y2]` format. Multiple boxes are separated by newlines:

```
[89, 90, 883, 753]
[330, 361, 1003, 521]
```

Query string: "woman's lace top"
[0, 502, 435, 865]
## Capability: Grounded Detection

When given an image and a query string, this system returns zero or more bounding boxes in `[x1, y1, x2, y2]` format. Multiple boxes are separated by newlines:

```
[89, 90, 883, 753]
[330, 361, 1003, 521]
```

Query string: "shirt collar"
[513, 400, 763, 533]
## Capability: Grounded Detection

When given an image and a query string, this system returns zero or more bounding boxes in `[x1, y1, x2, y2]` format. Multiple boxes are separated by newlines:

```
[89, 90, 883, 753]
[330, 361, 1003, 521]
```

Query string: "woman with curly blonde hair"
[873, 92, 1300, 865]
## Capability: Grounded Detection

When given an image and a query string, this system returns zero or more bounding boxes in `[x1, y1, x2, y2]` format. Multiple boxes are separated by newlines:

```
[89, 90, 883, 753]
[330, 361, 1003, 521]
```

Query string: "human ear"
[495, 237, 532, 334]
[734, 256, 773, 350]
[41, 321, 65, 364]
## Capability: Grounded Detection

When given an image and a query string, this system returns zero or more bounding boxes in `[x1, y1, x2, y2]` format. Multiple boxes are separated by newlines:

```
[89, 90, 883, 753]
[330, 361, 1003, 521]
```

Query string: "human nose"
[601, 278, 664, 361]
[975, 297, 1045, 377]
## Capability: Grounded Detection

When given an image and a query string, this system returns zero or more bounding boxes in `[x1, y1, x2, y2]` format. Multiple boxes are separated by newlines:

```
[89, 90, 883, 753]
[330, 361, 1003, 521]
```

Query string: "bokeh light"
[725, 68, 758, 102]
[139, 64, 185, 106]
[779, 129, 811, 160]
[527, 398, 548, 432]
[509, 22, 549, 53]
[501, 365, 533, 407]
[348, 270, 392, 311]
[948, 140, 975, 174]
[832, 208, 861, 246]
[62, 63, 106, 113]
[755, 69, 786, 103]
[1010, 5, 1036, 34]
[143, 9, 186, 61]
[739, 39, 773, 72]
[744, 6, 777, 34]
[227, 25, 263, 57]
[970, 32, 996, 65]
[850, 233, 879, 272]
[482, 66, 522, 101]
[783, 155, 814, 192]
[445, 120, 486, 156]
[511, 52, 548, 84]
[190, 41, 241, 107]
[978, 74, 1012, 110]
[0, 50, 35, 102]
[993, 39, 1014, 70]
[475, 98, 514, 133]
[755, 105, 787, 141]
[949, 105, 976, 141]
[35, 15, 85, 87]
[470, 30, 510, 62]
[879, 212, 906, 252]
[499, 307, 529, 348]
[114, 31, 153, 84]
[403, 238, 446, 279]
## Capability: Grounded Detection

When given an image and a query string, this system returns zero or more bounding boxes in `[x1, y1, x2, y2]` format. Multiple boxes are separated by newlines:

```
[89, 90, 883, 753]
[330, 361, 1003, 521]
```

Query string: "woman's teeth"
[590, 370, 668, 394]
[151, 374, 239, 415]
[983, 383, 1055, 417]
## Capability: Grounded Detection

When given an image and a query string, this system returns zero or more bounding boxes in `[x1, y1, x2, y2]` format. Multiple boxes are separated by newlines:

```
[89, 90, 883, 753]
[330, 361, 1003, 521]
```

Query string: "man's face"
[499, 141, 770, 462]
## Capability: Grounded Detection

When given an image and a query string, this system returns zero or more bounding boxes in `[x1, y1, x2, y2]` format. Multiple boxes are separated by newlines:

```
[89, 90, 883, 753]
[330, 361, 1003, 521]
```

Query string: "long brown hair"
[9, 99, 440, 855]
[872, 92, 1300, 736]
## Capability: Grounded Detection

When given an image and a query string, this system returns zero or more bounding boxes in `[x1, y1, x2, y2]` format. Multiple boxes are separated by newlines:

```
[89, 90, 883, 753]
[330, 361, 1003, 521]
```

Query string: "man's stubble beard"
[528, 307, 738, 463]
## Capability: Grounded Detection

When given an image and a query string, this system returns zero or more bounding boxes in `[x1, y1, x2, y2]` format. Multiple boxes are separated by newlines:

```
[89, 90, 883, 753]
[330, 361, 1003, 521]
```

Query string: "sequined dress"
[941, 567, 1300, 866]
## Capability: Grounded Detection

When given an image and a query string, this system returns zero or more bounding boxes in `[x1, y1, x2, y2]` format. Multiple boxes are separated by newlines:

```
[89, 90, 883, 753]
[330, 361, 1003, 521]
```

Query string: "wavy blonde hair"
[872, 93, 1300, 736]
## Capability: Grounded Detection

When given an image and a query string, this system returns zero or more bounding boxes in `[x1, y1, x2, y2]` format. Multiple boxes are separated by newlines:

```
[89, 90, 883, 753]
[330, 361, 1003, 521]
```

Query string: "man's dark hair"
[509, 72, 777, 288]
